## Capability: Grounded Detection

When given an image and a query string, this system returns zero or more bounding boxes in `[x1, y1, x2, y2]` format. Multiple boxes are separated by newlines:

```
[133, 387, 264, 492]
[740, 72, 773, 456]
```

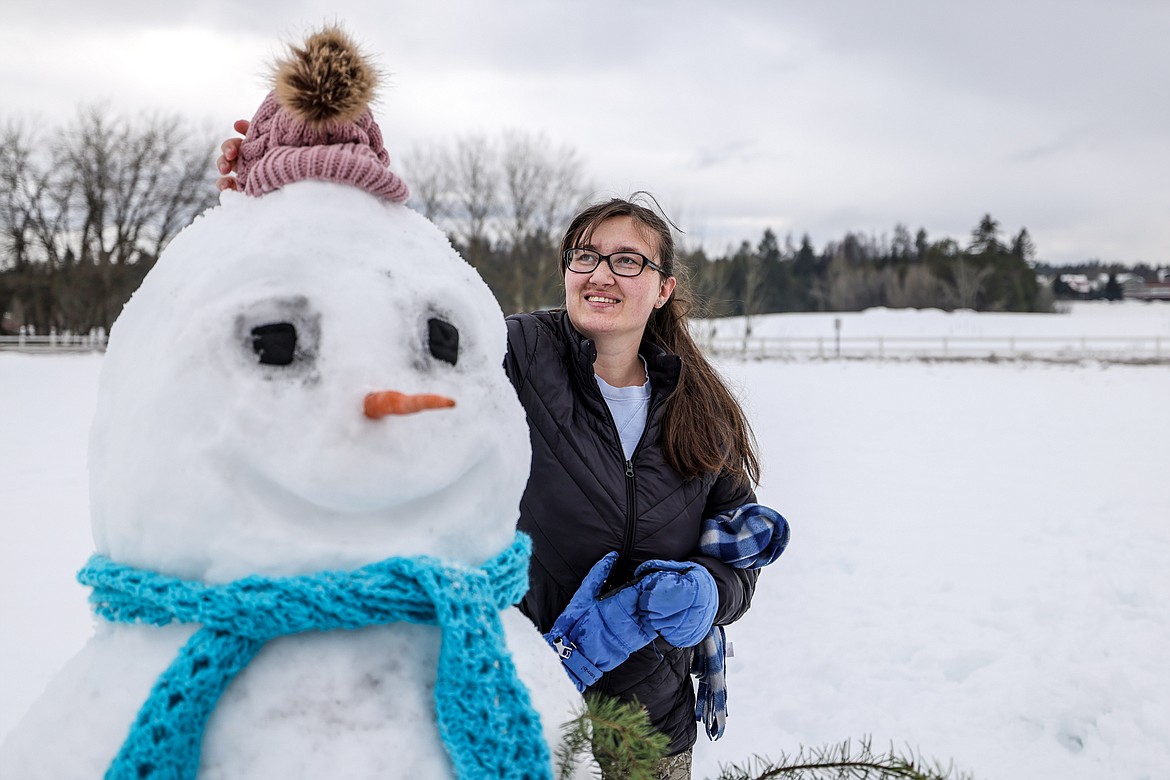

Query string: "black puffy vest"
[504, 309, 758, 755]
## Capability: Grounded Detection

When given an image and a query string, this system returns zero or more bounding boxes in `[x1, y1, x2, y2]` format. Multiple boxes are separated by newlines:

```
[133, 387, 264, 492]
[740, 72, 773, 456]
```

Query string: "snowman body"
[0, 182, 583, 778]
[4, 616, 576, 778]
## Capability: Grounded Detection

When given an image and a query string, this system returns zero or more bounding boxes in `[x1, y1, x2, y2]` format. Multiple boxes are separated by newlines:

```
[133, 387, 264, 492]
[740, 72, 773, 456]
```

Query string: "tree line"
[4, 108, 1104, 336]
[398, 135, 1053, 318]
[685, 215, 1049, 323]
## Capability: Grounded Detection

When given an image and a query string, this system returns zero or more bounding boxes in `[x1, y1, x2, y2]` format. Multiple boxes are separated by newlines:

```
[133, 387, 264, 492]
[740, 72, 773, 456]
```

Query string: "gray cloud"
[2, 0, 1166, 264]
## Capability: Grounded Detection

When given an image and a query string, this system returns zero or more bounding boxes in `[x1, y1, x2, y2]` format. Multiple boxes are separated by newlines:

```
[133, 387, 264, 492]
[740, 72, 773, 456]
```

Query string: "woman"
[219, 137, 769, 780]
[504, 198, 764, 780]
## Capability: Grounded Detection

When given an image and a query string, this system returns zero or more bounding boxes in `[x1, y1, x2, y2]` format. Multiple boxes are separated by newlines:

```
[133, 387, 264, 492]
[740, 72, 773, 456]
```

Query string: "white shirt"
[594, 359, 651, 461]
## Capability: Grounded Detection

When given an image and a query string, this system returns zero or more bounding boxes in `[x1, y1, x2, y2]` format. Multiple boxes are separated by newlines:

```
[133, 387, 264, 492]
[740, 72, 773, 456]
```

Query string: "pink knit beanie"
[236, 28, 409, 204]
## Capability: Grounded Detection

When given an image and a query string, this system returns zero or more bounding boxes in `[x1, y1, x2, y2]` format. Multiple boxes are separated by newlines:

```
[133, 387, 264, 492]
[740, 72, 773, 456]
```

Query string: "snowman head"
[88, 29, 530, 582]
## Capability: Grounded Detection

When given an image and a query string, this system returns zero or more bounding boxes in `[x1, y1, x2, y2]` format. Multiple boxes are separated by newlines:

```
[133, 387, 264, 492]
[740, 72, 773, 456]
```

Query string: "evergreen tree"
[792, 234, 819, 310]
[1010, 228, 1037, 265]
[1105, 273, 1122, 300]
[891, 223, 914, 263]
[758, 228, 780, 262]
[728, 240, 758, 320]
[756, 228, 793, 312]
[1050, 273, 1070, 298]
[968, 214, 1004, 255]
[914, 228, 929, 264]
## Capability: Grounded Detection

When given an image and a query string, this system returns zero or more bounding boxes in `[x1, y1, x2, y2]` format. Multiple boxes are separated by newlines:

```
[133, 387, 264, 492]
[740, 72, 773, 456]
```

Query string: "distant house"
[1060, 274, 1094, 295]
[1122, 278, 1170, 301]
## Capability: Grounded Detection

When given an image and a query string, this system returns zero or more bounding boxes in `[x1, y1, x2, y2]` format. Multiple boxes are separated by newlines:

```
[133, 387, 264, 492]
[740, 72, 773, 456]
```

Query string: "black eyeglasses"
[563, 248, 664, 278]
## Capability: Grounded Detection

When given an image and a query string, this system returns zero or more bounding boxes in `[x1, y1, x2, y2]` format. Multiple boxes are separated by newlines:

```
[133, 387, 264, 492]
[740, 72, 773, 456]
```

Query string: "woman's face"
[563, 216, 676, 346]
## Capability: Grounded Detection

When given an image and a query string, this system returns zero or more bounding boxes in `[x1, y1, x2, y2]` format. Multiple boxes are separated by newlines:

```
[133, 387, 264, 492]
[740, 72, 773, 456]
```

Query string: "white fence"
[0, 333, 108, 353]
[700, 334, 1169, 363]
[3, 332, 1168, 363]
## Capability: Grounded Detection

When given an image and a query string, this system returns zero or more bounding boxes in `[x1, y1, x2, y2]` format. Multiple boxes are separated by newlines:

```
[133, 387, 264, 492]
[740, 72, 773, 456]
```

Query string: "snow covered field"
[699, 301, 1170, 362]
[2, 304, 1168, 779]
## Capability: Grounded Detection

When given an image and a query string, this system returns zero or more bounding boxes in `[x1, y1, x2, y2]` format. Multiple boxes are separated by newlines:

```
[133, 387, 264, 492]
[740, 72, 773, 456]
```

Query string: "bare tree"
[535, 145, 588, 244]
[948, 255, 994, 310]
[0, 122, 47, 270]
[54, 107, 216, 268]
[1, 121, 74, 329]
[496, 131, 591, 312]
[885, 264, 948, 308]
[818, 252, 886, 311]
[401, 142, 453, 224]
[452, 134, 497, 253]
[0, 123, 42, 325]
[0, 106, 218, 333]
[500, 131, 548, 247]
[398, 130, 591, 314]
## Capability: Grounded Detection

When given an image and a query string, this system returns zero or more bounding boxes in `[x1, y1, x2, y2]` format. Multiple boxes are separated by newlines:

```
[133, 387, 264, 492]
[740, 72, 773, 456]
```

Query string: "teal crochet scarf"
[78, 532, 551, 780]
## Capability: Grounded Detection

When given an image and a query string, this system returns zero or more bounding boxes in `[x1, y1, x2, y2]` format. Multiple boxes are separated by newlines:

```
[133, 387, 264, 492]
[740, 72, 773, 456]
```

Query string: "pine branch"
[709, 737, 975, 780]
[556, 693, 669, 780]
[554, 702, 593, 780]
[554, 700, 973, 780]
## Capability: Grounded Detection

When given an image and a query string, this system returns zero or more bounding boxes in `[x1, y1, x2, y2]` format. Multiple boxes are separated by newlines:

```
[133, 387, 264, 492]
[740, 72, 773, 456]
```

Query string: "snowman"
[0, 27, 584, 780]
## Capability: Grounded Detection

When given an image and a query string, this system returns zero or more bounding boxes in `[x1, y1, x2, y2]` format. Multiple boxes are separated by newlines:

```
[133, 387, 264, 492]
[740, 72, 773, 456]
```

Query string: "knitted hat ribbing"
[235, 28, 409, 204]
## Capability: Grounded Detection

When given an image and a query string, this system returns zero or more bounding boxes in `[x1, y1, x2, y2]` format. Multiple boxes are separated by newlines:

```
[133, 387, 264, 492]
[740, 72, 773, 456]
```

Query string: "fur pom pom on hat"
[236, 26, 409, 203]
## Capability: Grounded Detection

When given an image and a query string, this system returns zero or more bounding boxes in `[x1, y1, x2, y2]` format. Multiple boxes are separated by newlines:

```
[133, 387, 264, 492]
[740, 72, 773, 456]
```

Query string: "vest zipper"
[615, 406, 657, 584]
[592, 363, 664, 586]
[619, 458, 637, 573]
[585, 353, 672, 693]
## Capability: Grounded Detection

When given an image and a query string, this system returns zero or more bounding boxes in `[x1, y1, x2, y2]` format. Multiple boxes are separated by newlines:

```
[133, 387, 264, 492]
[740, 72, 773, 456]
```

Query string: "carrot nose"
[364, 390, 456, 419]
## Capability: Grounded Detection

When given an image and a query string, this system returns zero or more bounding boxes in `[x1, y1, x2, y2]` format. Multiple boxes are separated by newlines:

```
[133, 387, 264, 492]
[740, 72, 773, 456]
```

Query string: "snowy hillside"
[2, 304, 1168, 779]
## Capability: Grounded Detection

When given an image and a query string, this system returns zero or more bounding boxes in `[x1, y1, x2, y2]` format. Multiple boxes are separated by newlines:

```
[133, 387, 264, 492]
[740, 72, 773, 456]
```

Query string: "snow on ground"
[704, 357, 1170, 780]
[0, 353, 103, 737]
[2, 305, 1169, 779]
[703, 300, 1170, 340]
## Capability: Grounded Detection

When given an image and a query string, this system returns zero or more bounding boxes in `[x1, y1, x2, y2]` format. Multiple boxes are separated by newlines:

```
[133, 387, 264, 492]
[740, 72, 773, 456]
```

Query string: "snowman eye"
[251, 322, 298, 366]
[236, 297, 319, 375]
[428, 318, 459, 366]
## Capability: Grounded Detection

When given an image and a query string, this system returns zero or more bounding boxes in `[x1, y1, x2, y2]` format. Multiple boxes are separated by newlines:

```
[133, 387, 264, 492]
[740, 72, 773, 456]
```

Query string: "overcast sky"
[3, 0, 1167, 265]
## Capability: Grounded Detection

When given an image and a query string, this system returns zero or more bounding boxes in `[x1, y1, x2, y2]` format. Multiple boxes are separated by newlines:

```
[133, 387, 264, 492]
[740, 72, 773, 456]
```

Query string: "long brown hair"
[559, 195, 761, 487]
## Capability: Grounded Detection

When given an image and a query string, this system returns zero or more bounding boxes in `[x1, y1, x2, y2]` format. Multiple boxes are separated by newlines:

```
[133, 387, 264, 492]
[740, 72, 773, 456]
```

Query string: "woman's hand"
[215, 119, 251, 192]
[543, 552, 655, 692]
[633, 560, 718, 648]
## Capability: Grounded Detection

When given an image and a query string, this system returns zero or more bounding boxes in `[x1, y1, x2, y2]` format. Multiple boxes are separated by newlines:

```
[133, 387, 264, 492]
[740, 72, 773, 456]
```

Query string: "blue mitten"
[633, 559, 719, 648]
[544, 552, 656, 692]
